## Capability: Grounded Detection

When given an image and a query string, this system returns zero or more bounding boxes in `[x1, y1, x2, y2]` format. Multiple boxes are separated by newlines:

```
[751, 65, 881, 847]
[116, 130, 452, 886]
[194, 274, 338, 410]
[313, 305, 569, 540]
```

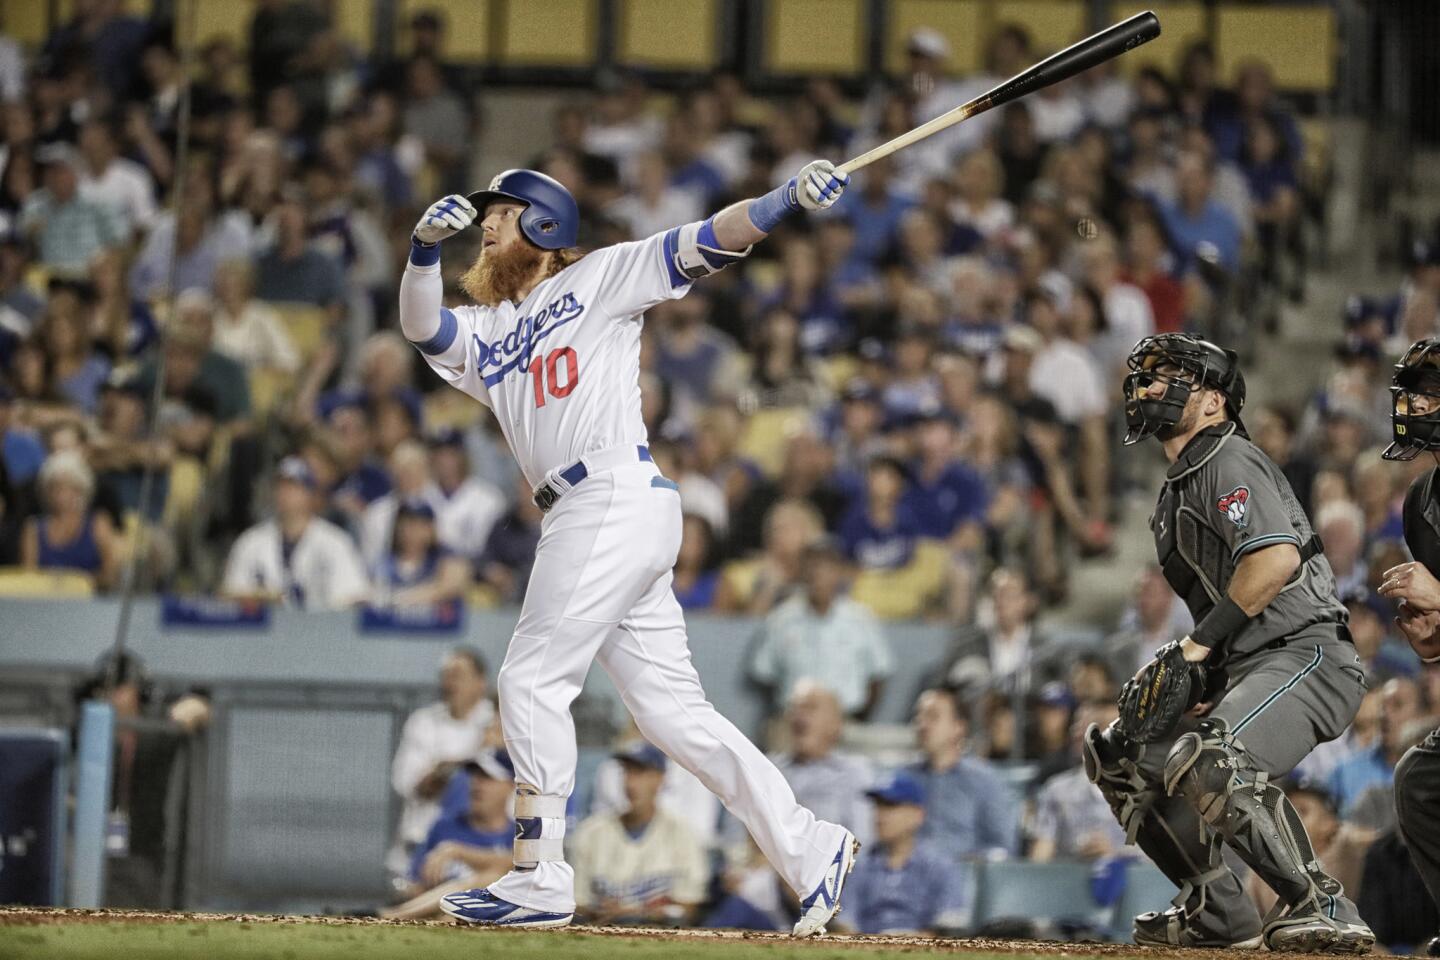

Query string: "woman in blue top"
[20, 449, 120, 588]
[376, 499, 470, 606]
[672, 514, 720, 611]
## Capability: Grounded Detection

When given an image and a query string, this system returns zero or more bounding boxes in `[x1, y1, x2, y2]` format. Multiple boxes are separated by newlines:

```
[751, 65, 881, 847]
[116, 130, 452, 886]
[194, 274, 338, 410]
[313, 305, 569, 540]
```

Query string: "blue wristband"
[747, 178, 801, 233]
[410, 236, 441, 267]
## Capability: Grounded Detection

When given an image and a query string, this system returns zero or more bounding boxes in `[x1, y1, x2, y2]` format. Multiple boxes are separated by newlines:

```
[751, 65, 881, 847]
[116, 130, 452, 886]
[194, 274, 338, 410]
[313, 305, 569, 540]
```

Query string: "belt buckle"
[533, 484, 558, 514]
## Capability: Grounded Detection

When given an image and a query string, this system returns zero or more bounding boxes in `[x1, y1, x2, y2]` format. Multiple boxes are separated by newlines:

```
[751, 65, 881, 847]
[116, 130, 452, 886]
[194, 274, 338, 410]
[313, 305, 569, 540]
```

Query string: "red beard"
[460, 241, 546, 307]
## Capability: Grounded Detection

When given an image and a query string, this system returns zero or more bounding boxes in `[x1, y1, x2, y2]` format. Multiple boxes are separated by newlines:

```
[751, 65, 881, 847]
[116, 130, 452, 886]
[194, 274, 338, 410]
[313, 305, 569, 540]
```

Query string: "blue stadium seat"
[971, 860, 1111, 934]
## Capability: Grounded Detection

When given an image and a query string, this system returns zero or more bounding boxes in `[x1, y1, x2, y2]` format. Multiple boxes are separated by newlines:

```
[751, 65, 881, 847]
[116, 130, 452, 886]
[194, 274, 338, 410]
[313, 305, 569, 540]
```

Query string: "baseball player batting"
[1376, 338, 1440, 959]
[398, 163, 857, 933]
[1087, 334, 1375, 953]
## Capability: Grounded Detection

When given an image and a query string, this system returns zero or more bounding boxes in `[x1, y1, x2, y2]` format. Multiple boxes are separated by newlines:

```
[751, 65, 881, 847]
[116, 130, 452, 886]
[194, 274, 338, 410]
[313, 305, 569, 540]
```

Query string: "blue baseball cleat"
[439, 887, 574, 929]
[791, 832, 860, 938]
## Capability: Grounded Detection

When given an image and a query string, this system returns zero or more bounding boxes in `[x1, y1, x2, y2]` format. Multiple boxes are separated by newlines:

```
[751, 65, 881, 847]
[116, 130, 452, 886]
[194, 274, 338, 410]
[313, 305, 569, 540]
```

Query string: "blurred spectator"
[1159, 151, 1243, 275]
[1123, 213, 1184, 335]
[220, 455, 369, 609]
[837, 456, 922, 573]
[840, 770, 970, 935]
[591, 727, 721, 853]
[1022, 287, 1107, 426]
[749, 538, 892, 719]
[373, 499, 469, 607]
[210, 258, 301, 373]
[714, 497, 823, 614]
[767, 681, 875, 849]
[43, 0, 147, 103]
[138, 289, 251, 425]
[607, 150, 701, 240]
[360, 438, 434, 567]
[475, 475, 544, 604]
[1253, 404, 1318, 516]
[402, 56, 470, 194]
[77, 117, 157, 238]
[1329, 677, 1425, 817]
[672, 513, 721, 611]
[21, 143, 124, 276]
[405, 748, 513, 894]
[1358, 827, 1440, 952]
[254, 197, 345, 316]
[88, 249, 157, 360]
[428, 429, 506, 564]
[1104, 565, 1191, 681]
[1298, 687, 1382, 787]
[950, 150, 1013, 243]
[89, 369, 170, 525]
[20, 448, 120, 588]
[0, 229, 43, 337]
[0, 383, 42, 487]
[572, 741, 708, 926]
[1028, 700, 1126, 861]
[1316, 498, 1368, 598]
[909, 687, 1019, 862]
[941, 568, 1058, 697]
[37, 283, 110, 413]
[903, 409, 987, 546]
[388, 647, 495, 884]
[248, 0, 328, 107]
[652, 294, 740, 411]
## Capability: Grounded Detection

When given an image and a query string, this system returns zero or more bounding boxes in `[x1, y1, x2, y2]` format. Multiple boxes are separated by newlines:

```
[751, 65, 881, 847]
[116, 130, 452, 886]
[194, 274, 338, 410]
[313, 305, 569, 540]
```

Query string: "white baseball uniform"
[399, 228, 848, 915]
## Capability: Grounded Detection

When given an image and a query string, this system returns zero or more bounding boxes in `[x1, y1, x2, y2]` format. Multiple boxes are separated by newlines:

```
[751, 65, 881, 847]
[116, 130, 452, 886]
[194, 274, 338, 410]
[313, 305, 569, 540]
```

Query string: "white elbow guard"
[672, 218, 750, 281]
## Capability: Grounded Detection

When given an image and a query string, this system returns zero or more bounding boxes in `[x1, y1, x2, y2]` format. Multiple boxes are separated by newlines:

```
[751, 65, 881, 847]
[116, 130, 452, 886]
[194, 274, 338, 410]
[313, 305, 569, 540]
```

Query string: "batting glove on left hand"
[796, 159, 849, 211]
[414, 194, 477, 245]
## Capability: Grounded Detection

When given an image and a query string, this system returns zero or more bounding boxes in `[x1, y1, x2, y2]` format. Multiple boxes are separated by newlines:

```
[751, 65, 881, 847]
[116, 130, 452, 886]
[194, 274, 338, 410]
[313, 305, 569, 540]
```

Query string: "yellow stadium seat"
[163, 456, 207, 531]
[1216, 4, 1335, 91]
[992, 1, 1085, 60]
[496, 0, 596, 67]
[765, 0, 865, 75]
[423, 389, 487, 432]
[850, 539, 950, 619]
[266, 302, 329, 364]
[718, 557, 763, 610]
[738, 407, 814, 478]
[1109, 2, 1206, 76]
[332, 0, 373, 51]
[0, 567, 96, 598]
[617, 0, 719, 70]
[397, 0, 493, 60]
[248, 367, 296, 419]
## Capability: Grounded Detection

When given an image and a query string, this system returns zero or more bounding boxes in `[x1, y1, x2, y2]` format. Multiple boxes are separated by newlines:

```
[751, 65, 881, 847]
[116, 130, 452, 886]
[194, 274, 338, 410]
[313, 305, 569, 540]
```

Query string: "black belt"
[532, 445, 653, 514]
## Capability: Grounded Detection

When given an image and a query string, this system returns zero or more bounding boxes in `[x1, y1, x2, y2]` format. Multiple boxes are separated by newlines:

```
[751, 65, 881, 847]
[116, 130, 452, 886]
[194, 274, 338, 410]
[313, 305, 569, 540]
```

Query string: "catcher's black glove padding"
[1116, 641, 1208, 743]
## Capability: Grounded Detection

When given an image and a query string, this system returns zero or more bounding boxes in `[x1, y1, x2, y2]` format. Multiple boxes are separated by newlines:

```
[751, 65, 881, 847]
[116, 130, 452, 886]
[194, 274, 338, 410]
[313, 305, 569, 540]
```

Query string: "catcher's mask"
[1383, 337, 1440, 461]
[1122, 334, 1247, 445]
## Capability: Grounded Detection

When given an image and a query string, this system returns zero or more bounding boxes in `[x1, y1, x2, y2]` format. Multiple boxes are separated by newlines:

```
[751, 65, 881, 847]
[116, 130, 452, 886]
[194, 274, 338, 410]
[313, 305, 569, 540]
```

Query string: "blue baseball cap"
[866, 770, 925, 806]
[613, 740, 667, 772]
[1037, 681, 1077, 712]
[396, 497, 436, 522]
[464, 748, 515, 782]
[275, 455, 317, 491]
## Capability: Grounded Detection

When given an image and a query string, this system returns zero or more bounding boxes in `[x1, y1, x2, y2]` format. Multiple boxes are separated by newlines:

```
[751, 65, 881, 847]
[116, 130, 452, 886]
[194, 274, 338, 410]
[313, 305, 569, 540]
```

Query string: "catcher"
[1086, 334, 1375, 953]
[1376, 337, 1440, 959]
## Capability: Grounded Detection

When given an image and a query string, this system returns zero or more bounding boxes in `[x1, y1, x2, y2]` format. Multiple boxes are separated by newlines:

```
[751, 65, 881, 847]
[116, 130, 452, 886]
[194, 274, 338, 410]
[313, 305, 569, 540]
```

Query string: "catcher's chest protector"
[1153, 425, 1238, 623]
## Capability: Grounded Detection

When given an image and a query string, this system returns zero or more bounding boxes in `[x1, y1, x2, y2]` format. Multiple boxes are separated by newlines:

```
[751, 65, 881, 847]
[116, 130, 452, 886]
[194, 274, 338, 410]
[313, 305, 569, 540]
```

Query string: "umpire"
[1375, 337, 1440, 958]
[1085, 334, 1375, 953]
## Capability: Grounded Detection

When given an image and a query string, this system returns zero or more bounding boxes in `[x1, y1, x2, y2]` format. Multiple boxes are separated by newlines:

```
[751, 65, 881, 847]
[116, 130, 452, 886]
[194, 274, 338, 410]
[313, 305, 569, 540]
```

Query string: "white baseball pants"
[486, 459, 848, 914]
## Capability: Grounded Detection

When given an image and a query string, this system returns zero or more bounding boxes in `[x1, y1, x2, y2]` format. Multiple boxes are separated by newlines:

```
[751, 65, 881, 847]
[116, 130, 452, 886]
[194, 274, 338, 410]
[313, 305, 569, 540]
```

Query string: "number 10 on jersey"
[528, 347, 579, 407]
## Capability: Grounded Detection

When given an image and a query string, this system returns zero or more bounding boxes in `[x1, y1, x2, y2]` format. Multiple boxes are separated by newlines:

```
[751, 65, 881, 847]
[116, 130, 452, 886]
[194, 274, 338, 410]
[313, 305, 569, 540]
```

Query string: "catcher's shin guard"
[1164, 720, 1374, 954]
[1084, 723, 1262, 947]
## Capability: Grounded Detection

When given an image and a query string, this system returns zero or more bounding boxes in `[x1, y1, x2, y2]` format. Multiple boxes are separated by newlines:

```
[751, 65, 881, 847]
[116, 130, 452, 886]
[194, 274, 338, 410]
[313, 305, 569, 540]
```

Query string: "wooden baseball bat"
[838, 10, 1161, 176]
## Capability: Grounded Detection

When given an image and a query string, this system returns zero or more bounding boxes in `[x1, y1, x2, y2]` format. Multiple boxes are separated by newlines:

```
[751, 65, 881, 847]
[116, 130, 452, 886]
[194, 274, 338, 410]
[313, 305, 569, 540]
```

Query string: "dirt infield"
[0, 907, 1299, 960]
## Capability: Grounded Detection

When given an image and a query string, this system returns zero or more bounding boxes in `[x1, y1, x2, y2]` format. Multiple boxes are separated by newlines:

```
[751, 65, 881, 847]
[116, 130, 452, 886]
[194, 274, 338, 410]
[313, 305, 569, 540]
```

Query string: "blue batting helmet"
[467, 169, 579, 250]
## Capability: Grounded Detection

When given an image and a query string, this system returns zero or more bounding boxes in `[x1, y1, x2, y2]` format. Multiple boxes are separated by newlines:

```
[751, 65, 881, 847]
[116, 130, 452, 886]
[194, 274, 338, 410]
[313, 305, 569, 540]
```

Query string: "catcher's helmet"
[1122, 334, 1247, 445]
[467, 169, 579, 250]
[1383, 337, 1440, 461]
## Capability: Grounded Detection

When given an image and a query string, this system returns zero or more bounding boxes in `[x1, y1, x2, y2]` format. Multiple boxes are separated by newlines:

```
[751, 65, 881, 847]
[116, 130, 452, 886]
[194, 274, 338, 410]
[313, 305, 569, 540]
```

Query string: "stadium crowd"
[3, 0, 1438, 947]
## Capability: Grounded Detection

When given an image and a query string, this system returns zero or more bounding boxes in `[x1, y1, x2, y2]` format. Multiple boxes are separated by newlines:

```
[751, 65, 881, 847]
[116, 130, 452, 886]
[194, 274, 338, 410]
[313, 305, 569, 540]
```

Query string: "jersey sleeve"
[1203, 443, 1303, 560]
[591, 229, 694, 320]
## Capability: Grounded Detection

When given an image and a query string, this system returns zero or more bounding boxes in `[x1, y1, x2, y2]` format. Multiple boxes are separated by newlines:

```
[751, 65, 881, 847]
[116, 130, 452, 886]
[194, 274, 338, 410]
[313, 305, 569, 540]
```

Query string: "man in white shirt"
[220, 456, 369, 609]
[429, 428, 507, 562]
[387, 647, 497, 884]
[78, 118, 158, 238]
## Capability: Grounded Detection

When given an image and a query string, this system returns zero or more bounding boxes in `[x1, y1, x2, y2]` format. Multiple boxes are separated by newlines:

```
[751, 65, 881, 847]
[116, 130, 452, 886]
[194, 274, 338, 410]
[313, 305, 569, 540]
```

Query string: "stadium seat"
[0, 567, 95, 598]
[1216, 4, 1336, 91]
[763, 0, 866, 75]
[617, 0, 719, 70]
[971, 860, 1111, 932]
[850, 539, 950, 619]
[248, 368, 296, 419]
[266, 303, 330, 364]
[737, 407, 813, 477]
[1110, 859, 1180, 941]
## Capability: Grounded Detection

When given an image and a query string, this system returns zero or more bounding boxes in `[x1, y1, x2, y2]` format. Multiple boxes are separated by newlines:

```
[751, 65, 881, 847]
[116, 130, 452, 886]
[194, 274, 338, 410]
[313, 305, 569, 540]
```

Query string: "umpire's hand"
[1380, 560, 1440, 612]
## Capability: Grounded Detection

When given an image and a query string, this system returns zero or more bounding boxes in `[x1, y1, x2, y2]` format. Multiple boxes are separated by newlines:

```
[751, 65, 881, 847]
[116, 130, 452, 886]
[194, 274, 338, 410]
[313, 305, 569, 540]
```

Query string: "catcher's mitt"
[1116, 641, 1208, 743]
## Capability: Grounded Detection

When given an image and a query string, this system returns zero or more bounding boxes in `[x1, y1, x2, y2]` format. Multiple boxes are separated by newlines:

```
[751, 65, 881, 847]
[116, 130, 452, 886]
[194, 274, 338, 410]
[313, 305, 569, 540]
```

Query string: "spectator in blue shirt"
[1159, 151, 1243, 274]
[840, 770, 970, 935]
[1329, 677, 1424, 817]
[410, 750, 514, 888]
[903, 409, 989, 544]
[672, 514, 721, 611]
[836, 157, 914, 265]
[908, 686, 1019, 862]
[837, 456, 922, 571]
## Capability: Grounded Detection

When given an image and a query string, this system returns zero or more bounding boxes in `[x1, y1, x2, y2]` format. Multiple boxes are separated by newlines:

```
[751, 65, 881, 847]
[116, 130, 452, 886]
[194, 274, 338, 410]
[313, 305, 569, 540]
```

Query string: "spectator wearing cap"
[902, 407, 987, 547]
[20, 448, 120, 589]
[374, 498, 469, 607]
[652, 293, 741, 410]
[388, 647, 495, 885]
[77, 118, 157, 238]
[749, 538, 892, 719]
[220, 456, 369, 610]
[908, 686, 1019, 863]
[837, 457, 923, 573]
[210, 259, 300, 374]
[837, 770, 970, 935]
[405, 748, 514, 894]
[1028, 700, 1127, 861]
[429, 429, 506, 563]
[571, 741, 709, 926]
[829, 379, 887, 480]
[20, 143, 125, 276]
